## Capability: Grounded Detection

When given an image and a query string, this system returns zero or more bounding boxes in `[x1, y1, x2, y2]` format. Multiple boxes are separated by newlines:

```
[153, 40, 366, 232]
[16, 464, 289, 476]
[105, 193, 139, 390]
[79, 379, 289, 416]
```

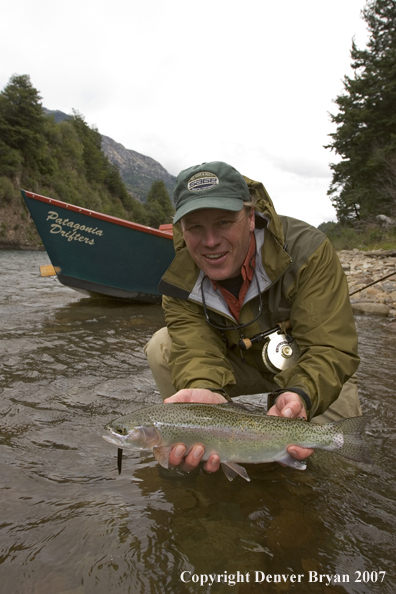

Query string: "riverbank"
[1, 244, 395, 318]
[338, 249, 396, 317]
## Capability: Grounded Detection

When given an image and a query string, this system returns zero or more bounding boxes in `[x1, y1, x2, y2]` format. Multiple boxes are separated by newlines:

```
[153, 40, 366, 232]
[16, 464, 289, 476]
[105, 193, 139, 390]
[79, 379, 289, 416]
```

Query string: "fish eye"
[114, 424, 128, 436]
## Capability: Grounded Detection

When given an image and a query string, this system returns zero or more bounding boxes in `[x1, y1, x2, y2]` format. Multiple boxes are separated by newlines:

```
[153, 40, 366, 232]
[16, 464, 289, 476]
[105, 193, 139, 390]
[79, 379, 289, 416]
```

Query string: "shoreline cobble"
[337, 249, 396, 318]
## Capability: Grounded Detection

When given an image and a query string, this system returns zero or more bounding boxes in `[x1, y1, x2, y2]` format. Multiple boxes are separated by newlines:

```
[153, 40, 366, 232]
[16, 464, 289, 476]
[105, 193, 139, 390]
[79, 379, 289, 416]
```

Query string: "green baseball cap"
[173, 161, 250, 223]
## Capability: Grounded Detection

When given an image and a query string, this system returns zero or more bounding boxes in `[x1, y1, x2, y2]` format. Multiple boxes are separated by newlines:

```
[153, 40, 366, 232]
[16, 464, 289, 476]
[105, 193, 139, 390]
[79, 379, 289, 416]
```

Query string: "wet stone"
[351, 302, 390, 316]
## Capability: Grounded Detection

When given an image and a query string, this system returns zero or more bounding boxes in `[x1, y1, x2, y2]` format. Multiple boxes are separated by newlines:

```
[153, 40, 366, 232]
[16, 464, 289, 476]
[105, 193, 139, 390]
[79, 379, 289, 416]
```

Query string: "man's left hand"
[267, 391, 314, 460]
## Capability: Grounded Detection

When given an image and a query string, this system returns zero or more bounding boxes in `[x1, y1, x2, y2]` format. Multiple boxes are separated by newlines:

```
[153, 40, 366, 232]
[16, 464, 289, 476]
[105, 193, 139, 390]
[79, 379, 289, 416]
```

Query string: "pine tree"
[0, 74, 47, 177]
[326, 0, 396, 223]
[70, 111, 107, 185]
[145, 180, 175, 227]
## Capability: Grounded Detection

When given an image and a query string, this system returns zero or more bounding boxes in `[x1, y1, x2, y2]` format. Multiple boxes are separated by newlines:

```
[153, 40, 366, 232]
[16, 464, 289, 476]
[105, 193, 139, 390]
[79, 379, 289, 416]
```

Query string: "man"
[145, 161, 361, 474]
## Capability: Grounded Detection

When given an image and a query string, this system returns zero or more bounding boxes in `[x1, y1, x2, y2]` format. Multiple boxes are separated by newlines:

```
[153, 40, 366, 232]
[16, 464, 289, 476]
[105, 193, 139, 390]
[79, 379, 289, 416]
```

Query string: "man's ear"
[248, 207, 255, 232]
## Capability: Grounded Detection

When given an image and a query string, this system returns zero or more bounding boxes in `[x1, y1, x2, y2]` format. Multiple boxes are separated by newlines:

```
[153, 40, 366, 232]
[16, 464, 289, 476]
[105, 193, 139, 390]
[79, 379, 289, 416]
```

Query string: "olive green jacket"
[158, 176, 359, 419]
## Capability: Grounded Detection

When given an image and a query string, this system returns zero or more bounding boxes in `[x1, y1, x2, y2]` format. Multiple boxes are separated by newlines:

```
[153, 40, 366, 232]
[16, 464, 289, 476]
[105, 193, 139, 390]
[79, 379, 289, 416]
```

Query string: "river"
[0, 250, 395, 594]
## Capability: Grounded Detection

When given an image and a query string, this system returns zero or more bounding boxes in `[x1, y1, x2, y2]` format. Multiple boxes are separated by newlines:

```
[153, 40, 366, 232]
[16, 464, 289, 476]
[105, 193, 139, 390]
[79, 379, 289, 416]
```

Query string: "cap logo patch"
[187, 171, 219, 192]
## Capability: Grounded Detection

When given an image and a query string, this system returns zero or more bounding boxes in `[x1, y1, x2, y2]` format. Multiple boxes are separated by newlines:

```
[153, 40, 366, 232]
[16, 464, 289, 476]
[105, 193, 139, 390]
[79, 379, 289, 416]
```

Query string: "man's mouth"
[204, 252, 227, 260]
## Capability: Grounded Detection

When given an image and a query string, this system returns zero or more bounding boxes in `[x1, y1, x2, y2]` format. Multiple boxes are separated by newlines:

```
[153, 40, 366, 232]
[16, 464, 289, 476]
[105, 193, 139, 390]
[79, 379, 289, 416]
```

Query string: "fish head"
[102, 420, 161, 451]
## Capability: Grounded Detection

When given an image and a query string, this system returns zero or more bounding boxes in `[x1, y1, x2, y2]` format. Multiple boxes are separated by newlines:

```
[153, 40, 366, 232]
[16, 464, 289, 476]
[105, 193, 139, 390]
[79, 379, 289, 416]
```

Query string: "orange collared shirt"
[212, 233, 256, 322]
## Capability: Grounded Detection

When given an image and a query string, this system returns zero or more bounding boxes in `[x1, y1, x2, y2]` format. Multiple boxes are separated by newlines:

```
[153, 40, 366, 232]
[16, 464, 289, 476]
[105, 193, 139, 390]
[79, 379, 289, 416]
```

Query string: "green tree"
[0, 137, 22, 178]
[326, 0, 396, 223]
[70, 111, 107, 185]
[0, 74, 46, 174]
[144, 179, 174, 228]
[103, 161, 149, 224]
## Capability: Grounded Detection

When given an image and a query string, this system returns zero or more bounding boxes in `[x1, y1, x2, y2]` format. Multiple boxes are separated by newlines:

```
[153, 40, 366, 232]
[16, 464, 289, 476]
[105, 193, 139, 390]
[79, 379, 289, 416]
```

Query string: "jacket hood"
[243, 176, 285, 247]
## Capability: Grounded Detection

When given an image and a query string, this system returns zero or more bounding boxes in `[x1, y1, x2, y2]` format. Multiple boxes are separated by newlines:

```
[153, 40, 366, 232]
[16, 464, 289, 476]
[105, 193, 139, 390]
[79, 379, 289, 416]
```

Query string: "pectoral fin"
[141, 427, 162, 448]
[153, 446, 173, 469]
[278, 453, 307, 470]
[221, 461, 250, 482]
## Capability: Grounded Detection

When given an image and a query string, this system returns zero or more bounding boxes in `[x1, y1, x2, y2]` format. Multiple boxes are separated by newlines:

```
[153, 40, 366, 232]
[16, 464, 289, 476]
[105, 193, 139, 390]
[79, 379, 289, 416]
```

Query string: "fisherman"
[144, 161, 361, 474]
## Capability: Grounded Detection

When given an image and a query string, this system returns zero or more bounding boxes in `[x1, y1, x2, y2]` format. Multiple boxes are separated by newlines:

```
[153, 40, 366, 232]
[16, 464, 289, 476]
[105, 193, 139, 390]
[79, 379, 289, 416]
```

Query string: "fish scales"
[103, 403, 372, 481]
[141, 406, 328, 456]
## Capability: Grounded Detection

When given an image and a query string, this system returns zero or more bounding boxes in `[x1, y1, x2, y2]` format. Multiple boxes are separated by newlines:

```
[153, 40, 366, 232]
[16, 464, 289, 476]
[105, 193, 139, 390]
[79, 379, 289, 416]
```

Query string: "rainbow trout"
[102, 403, 372, 481]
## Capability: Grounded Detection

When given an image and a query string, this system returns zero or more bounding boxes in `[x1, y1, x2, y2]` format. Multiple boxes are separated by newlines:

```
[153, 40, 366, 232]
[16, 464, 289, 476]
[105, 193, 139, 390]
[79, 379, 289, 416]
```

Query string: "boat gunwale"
[22, 190, 174, 240]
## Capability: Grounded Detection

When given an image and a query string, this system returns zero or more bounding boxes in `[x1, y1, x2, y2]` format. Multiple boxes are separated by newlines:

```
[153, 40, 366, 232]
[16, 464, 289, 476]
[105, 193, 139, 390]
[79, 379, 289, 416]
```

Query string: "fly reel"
[238, 321, 300, 373]
[261, 330, 300, 373]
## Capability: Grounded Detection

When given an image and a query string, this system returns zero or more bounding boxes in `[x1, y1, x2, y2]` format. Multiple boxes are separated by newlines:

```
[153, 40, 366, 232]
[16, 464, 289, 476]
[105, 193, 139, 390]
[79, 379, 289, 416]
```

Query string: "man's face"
[181, 207, 255, 280]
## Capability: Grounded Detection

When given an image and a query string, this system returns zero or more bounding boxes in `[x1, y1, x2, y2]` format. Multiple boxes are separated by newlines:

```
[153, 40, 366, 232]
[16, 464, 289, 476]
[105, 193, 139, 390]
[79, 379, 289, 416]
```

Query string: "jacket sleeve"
[162, 294, 237, 392]
[269, 238, 359, 418]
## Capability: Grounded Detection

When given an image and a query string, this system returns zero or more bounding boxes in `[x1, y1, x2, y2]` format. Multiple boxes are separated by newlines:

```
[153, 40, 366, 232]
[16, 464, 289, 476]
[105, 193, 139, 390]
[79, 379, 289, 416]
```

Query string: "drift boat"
[21, 190, 175, 303]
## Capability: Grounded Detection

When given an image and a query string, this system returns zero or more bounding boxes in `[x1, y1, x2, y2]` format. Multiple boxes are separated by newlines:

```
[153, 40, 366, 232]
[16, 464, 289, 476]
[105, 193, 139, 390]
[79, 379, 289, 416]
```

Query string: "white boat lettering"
[46, 211, 103, 245]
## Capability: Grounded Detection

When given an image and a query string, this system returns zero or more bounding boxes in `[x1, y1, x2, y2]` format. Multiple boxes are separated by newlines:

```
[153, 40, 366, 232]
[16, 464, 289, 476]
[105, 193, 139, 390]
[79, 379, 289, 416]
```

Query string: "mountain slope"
[44, 109, 176, 201]
[101, 135, 175, 200]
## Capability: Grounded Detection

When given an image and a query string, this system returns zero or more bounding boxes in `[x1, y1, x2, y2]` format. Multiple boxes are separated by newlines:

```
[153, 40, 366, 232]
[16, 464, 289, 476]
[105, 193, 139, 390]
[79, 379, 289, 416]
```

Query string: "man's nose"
[202, 227, 220, 247]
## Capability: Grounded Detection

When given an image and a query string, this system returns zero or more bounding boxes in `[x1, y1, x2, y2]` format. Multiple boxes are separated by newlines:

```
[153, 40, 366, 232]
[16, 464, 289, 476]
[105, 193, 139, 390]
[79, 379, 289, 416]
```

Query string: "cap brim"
[173, 196, 244, 223]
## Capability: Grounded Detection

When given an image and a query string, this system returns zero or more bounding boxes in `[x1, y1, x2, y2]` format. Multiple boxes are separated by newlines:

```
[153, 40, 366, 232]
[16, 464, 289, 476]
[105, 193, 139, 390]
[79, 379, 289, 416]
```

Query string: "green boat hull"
[22, 190, 175, 303]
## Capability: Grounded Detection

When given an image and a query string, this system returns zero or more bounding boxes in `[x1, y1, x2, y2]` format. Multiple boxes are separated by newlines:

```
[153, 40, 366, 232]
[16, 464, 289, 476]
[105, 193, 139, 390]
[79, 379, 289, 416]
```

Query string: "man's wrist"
[210, 388, 231, 401]
[189, 386, 231, 401]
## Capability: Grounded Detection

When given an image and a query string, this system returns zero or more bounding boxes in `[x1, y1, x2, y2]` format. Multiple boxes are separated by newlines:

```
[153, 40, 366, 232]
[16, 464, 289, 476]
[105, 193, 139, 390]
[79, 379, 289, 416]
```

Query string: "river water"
[0, 250, 395, 594]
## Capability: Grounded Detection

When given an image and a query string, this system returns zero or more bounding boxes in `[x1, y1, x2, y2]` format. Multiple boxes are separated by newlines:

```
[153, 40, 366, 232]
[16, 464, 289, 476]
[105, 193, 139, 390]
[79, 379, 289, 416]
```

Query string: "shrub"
[0, 176, 15, 204]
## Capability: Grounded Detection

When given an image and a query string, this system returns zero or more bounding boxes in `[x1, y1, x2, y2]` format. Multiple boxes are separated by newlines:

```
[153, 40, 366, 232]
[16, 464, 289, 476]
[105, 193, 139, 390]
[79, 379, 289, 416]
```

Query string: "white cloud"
[1, 0, 369, 226]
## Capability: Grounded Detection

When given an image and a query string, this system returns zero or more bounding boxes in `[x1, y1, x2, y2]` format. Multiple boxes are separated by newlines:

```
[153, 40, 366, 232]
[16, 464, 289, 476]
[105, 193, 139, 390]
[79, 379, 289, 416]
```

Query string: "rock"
[337, 249, 396, 319]
[367, 288, 389, 301]
[351, 302, 390, 316]
[376, 214, 396, 228]
[382, 282, 396, 292]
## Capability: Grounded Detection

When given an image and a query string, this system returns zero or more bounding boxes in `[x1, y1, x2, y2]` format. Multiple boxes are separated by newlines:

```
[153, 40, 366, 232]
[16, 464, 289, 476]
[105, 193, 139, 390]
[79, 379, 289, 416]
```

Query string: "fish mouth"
[102, 433, 125, 448]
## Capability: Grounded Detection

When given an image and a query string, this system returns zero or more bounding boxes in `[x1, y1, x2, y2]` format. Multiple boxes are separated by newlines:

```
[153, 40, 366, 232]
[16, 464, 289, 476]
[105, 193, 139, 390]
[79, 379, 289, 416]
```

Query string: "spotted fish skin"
[102, 403, 372, 481]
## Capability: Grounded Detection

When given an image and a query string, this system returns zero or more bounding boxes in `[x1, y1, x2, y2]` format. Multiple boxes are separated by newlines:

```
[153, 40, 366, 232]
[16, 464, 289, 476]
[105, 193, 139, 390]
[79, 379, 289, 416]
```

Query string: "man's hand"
[164, 388, 226, 473]
[267, 391, 314, 460]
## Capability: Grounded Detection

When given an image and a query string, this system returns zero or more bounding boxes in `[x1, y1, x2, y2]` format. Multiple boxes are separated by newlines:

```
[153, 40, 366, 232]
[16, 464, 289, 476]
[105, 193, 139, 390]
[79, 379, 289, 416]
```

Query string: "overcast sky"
[2, 0, 370, 226]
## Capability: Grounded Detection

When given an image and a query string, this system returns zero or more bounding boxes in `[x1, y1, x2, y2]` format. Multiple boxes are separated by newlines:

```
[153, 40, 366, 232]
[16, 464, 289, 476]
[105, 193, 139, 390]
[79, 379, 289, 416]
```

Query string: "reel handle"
[239, 337, 253, 351]
[238, 320, 291, 351]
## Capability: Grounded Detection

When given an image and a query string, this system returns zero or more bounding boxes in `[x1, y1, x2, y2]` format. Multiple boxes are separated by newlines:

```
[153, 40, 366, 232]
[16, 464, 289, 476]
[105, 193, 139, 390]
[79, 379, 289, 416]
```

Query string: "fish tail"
[330, 416, 372, 464]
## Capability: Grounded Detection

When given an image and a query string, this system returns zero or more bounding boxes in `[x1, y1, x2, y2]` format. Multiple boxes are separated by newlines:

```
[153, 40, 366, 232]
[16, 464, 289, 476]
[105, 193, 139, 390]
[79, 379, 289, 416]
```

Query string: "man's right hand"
[164, 388, 226, 473]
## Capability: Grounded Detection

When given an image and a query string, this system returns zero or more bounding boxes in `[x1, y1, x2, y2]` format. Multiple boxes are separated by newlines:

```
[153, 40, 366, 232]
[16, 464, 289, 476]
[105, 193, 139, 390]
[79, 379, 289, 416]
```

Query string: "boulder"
[376, 214, 396, 228]
[351, 302, 390, 317]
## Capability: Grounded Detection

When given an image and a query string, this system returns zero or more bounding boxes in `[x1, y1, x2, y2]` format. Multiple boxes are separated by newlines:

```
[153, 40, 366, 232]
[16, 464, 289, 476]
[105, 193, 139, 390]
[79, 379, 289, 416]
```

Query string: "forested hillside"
[43, 108, 176, 202]
[0, 75, 175, 248]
